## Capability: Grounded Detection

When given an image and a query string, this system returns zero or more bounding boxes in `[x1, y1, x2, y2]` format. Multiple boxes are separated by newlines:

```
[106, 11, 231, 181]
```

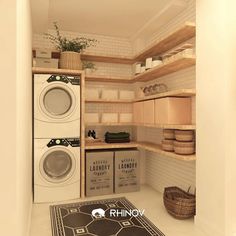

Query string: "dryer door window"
[39, 84, 77, 119]
[40, 149, 76, 183]
[43, 87, 72, 116]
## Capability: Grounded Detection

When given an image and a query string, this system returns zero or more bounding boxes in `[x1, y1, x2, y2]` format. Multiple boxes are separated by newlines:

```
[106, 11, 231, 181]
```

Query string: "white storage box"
[85, 113, 99, 123]
[86, 151, 114, 196]
[119, 90, 135, 100]
[114, 150, 140, 193]
[85, 88, 100, 100]
[33, 58, 58, 68]
[101, 89, 118, 100]
[35, 49, 51, 58]
[119, 113, 133, 123]
[102, 113, 118, 123]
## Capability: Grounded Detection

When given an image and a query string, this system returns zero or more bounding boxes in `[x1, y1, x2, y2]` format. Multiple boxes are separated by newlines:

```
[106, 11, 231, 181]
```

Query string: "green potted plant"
[82, 61, 97, 74]
[46, 22, 97, 70]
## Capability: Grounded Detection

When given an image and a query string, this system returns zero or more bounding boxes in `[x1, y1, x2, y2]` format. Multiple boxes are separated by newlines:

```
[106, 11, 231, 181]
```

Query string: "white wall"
[16, 0, 33, 235]
[196, 0, 236, 235]
[0, 0, 17, 234]
[0, 0, 32, 235]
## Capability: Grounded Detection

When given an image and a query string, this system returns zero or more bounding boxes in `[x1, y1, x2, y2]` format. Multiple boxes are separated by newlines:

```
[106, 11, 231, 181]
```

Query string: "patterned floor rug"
[50, 197, 165, 236]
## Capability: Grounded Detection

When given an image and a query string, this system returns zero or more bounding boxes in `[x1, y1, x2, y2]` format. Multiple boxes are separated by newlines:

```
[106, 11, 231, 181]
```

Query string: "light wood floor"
[30, 185, 206, 236]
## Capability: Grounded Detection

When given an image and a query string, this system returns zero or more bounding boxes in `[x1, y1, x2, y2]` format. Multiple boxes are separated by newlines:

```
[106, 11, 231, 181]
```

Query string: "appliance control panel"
[47, 75, 80, 85]
[47, 138, 80, 147]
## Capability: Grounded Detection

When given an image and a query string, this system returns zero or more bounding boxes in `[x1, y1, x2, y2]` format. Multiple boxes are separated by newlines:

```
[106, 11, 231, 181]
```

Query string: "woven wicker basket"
[59, 51, 82, 70]
[163, 186, 196, 219]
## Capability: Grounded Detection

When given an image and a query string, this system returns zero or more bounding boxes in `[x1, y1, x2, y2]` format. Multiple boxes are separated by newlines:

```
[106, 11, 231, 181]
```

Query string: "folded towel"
[105, 132, 130, 139]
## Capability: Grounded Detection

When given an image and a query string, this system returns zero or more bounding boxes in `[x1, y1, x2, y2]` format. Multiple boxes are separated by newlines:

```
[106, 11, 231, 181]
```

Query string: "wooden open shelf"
[85, 99, 133, 103]
[134, 22, 196, 61]
[86, 123, 134, 126]
[85, 122, 195, 130]
[85, 141, 196, 161]
[32, 22, 195, 67]
[136, 123, 196, 130]
[133, 55, 195, 82]
[134, 89, 196, 102]
[85, 75, 133, 83]
[81, 54, 134, 64]
[32, 67, 83, 76]
[85, 141, 139, 150]
[138, 141, 196, 161]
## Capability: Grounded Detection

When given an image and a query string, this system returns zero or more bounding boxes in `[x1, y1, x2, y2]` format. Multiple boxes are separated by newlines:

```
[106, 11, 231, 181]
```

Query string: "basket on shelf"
[163, 186, 196, 219]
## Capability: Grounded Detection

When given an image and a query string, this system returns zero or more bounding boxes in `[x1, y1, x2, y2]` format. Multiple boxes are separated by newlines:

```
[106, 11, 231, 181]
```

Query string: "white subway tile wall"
[135, 1, 196, 191]
[33, 0, 196, 192]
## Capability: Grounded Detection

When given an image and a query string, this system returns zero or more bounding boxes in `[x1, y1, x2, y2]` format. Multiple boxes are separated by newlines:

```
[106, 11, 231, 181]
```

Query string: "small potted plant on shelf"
[82, 61, 97, 75]
[46, 22, 98, 70]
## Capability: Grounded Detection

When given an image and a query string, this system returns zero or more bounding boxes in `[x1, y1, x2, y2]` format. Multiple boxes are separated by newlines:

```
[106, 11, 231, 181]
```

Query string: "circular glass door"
[40, 148, 76, 183]
[39, 84, 76, 119]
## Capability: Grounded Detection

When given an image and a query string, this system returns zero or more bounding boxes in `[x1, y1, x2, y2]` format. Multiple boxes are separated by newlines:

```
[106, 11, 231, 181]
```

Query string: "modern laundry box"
[114, 150, 140, 193]
[86, 151, 113, 197]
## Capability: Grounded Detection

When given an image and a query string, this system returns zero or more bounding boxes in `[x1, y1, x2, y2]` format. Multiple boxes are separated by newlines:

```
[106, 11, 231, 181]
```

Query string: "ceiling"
[31, 0, 188, 39]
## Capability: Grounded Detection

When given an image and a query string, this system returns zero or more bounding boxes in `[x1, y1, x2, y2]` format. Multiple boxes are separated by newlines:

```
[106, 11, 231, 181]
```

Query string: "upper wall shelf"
[81, 54, 134, 64]
[85, 75, 133, 83]
[134, 22, 196, 61]
[85, 141, 196, 161]
[133, 55, 195, 82]
[32, 67, 83, 76]
[32, 22, 195, 66]
[134, 88, 195, 102]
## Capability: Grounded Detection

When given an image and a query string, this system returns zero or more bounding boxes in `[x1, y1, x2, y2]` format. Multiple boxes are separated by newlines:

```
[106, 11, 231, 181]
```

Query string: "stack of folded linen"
[105, 132, 130, 143]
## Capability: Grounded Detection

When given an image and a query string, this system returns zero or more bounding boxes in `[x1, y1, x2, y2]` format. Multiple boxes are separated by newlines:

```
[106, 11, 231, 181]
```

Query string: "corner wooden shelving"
[134, 89, 195, 102]
[81, 54, 134, 64]
[135, 123, 196, 130]
[85, 75, 132, 83]
[138, 141, 196, 161]
[85, 99, 133, 103]
[85, 141, 139, 150]
[134, 22, 196, 61]
[85, 141, 196, 161]
[86, 123, 134, 126]
[32, 67, 84, 76]
[133, 55, 195, 82]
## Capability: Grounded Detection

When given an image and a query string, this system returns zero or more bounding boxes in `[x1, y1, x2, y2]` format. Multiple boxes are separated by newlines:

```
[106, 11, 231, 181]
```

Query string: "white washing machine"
[34, 74, 80, 138]
[34, 138, 80, 203]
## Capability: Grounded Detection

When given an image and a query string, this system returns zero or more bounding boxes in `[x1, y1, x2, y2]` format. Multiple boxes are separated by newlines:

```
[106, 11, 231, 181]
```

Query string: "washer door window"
[39, 84, 76, 119]
[40, 148, 76, 183]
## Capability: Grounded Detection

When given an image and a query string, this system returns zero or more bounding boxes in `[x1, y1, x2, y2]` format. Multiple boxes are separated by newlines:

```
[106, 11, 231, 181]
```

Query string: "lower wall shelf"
[85, 141, 196, 161]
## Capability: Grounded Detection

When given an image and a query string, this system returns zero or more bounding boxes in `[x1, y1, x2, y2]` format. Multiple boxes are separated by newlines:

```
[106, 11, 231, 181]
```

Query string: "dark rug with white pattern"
[50, 197, 165, 236]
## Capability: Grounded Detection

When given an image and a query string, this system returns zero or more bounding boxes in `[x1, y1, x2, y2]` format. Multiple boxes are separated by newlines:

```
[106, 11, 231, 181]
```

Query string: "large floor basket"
[163, 186, 196, 219]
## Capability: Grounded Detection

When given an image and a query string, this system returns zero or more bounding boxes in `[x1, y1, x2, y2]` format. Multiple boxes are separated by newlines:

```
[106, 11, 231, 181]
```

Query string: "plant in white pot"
[46, 22, 98, 70]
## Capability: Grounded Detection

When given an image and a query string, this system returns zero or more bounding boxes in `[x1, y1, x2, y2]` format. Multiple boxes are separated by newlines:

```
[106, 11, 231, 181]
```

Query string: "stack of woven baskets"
[163, 186, 196, 219]
[162, 129, 195, 155]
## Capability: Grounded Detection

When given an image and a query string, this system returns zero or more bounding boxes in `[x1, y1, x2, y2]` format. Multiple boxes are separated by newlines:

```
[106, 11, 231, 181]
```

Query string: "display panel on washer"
[34, 74, 81, 138]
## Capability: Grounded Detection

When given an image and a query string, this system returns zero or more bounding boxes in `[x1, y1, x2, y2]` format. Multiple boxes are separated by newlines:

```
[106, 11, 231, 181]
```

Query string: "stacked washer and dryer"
[33, 74, 81, 203]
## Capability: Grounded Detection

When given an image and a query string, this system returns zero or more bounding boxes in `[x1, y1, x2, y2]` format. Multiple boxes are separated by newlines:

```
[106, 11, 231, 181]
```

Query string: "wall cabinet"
[143, 100, 155, 124]
[133, 102, 144, 124]
[133, 97, 192, 125]
[155, 97, 191, 124]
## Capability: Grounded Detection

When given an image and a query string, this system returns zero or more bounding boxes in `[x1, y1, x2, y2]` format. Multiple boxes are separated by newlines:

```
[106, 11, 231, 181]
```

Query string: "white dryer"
[34, 138, 80, 203]
[34, 74, 80, 138]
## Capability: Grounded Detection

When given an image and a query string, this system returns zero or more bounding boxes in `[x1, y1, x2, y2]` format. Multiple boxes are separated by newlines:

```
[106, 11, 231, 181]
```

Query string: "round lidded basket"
[174, 140, 195, 155]
[175, 130, 194, 142]
[59, 51, 82, 70]
[163, 129, 175, 140]
[162, 139, 174, 152]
